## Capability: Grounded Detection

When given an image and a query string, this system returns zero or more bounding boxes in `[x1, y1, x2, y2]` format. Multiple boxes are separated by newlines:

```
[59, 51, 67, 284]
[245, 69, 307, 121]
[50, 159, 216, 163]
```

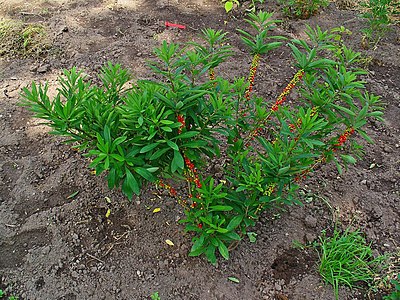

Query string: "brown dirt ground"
[0, 0, 399, 299]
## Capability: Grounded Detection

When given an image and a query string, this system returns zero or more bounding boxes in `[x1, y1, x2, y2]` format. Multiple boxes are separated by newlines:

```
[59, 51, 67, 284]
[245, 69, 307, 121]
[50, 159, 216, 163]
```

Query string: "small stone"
[274, 282, 282, 291]
[37, 64, 50, 73]
[361, 179, 367, 185]
[30, 65, 38, 72]
[71, 271, 79, 278]
[41, 245, 51, 255]
[383, 146, 393, 153]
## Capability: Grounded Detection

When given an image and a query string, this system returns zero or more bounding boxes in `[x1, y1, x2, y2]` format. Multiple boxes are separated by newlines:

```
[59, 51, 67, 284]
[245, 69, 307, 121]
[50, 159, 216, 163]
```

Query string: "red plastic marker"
[165, 21, 186, 29]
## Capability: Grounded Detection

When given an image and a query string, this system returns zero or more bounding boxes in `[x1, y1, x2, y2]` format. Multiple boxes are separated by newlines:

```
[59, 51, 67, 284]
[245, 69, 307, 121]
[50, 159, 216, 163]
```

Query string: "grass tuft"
[316, 227, 386, 300]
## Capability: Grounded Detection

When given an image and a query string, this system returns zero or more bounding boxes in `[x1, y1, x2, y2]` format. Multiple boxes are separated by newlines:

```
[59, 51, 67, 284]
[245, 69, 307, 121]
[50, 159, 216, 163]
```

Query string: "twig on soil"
[74, 219, 91, 225]
[103, 244, 114, 257]
[4, 223, 18, 228]
[86, 253, 105, 264]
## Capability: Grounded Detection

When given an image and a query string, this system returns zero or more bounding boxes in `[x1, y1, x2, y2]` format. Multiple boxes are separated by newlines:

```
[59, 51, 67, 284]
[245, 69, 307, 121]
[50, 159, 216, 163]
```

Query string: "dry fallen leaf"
[165, 239, 174, 246]
[153, 207, 161, 213]
[105, 209, 111, 218]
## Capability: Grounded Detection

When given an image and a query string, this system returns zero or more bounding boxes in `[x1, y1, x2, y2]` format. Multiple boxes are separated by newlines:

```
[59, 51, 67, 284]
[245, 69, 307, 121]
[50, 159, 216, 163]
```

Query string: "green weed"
[315, 228, 386, 300]
[278, 0, 330, 19]
[0, 18, 50, 58]
[360, 0, 396, 48]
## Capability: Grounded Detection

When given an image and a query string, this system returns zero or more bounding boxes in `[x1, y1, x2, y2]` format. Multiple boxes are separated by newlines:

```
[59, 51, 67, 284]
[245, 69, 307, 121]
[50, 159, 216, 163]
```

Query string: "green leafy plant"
[315, 228, 386, 300]
[0, 18, 50, 57]
[360, 0, 395, 48]
[383, 274, 400, 300]
[222, 0, 240, 13]
[20, 11, 383, 264]
[150, 291, 161, 300]
[0, 289, 19, 300]
[278, 0, 329, 19]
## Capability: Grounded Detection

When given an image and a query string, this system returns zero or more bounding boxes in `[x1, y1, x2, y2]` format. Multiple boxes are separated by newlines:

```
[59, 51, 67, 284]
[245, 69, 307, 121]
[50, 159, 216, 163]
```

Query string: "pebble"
[383, 146, 393, 153]
[30, 65, 38, 72]
[42, 245, 51, 255]
[37, 64, 50, 73]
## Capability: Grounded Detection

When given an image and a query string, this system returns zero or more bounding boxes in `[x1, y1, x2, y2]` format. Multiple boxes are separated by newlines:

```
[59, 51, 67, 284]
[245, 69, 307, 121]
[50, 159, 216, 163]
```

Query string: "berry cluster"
[157, 180, 177, 197]
[271, 69, 304, 111]
[177, 114, 185, 134]
[184, 155, 202, 189]
[335, 128, 355, 148]
[245, 53, 261, 101]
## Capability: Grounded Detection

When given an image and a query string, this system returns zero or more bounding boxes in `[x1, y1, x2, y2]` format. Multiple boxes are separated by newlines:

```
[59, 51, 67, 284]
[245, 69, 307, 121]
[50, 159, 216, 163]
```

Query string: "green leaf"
[103, 125, 111, 144]
[161, 126, 173, 132]
[173, 131, 199, 139]
[189, 235, 205, 256]
[341, 154, 356, 164]
[122, 169, 140, 199]
[160, 120, 174, 125]
[224, 231, 241, 241]
[107, 168, 117, 188]
[227, 215, 243, 231]
[209, 205, 233, 212]
[67, 191, 79, 199]
[277, 166, 290, 175]
[218, 241, 229, 260]
[332, 104, 356, 116]
[150, 147, 170, 160]
[171, 150, 184, 172]
[205, 245, 217, 265]
[225, 1, 233, 13]
[134, 167, 155, 182]
[247, 232, 257, 243]
[138, 116, 144, 126]
[167, 140, 179, 151]
[228, 277, 240, 283]
[140, 143, 160, 153]
[110, 154, 125, 161]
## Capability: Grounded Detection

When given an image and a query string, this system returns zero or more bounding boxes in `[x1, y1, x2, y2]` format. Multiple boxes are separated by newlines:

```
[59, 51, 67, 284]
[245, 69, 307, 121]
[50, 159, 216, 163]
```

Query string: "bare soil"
[0, 1, 399, 299]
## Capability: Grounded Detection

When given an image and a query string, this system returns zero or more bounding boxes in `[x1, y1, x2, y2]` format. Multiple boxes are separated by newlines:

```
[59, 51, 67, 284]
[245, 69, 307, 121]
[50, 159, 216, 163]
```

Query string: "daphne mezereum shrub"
[20, 12, 384, 264]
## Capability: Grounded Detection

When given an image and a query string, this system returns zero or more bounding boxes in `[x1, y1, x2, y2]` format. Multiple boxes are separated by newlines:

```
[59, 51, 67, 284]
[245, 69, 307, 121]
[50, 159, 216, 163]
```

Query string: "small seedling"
[383, 274, 400, 300]
[247, 232, 257, 243]
[228, 276, 240, 283]
[222, 0, 239, 13]
[150, 291, 161, 300]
